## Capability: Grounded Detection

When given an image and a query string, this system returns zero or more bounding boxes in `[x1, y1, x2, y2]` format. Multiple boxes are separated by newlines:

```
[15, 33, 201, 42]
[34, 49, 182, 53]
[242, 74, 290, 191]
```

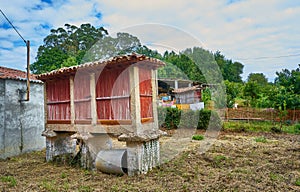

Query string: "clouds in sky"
[0, 0, 299, 81]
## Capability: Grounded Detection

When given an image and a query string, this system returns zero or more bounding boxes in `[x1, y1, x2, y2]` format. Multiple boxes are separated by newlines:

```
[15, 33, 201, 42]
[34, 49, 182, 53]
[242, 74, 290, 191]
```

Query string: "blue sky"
[0, 0, 299, 82]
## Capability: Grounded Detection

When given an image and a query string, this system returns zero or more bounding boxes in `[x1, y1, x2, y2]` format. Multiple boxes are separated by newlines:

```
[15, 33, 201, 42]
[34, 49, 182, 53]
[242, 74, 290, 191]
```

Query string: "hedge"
[158, 107, 222, 130]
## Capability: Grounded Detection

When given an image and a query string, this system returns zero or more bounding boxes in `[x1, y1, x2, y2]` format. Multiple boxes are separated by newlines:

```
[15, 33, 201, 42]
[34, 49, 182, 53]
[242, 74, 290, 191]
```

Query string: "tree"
[31, 23, 108, 74]
[213, 51, 244, 83]
[274, 66, 300, 93]
[247, 73, 268, 85]
[83, 32, 142, 62]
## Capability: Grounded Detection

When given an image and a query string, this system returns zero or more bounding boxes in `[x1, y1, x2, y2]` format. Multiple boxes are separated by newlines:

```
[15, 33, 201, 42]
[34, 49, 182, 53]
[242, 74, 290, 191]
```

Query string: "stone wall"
[0, 79, 45, 159]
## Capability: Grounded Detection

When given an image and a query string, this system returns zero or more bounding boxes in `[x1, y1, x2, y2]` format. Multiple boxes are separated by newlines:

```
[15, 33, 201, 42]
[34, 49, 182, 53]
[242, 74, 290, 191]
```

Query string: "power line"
[0, 9, 27, 44]
[237, 53, 300, 61]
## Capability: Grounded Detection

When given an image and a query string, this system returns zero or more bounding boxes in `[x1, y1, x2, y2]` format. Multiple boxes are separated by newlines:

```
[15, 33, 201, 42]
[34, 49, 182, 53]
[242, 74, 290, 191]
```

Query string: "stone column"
[124, 66, 160, 176]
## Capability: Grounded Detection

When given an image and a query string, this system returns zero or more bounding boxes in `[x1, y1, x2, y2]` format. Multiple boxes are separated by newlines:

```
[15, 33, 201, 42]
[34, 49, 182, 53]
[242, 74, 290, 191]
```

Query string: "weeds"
[254, 136, 267, 143]
[213, 155, 227, 167]
[78, 185, 93, 192]
[61, 171, 67, 179]
[192, 134, 204, 141]
[295, 178, 300, 186]
[1, 176, 17, 187]
[40, 180, 57, 192]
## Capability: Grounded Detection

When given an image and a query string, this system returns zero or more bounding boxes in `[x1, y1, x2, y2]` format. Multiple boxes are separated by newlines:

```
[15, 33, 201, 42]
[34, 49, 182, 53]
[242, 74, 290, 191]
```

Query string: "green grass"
[295, 178, 300, 186]
[1, 176, 17, 187]
[192, 134, 204, 141]
[254, 136, 267, 143]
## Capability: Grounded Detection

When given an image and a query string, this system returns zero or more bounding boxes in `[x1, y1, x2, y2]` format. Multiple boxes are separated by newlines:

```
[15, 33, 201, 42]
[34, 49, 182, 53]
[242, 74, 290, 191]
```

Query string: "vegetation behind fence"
[225, 108, 300, 123]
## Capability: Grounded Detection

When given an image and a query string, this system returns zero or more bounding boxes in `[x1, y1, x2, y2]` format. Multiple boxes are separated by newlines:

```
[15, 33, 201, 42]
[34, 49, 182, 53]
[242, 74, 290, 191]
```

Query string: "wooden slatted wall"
[46, 78, 70, 122]
[74, 74, 91, 122]
[139, 67, 153, 119]
[96, 67, 130, 120]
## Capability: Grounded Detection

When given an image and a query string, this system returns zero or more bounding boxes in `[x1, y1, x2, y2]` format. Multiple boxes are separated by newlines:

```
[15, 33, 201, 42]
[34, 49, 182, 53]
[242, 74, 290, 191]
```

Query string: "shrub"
[192, 134, 204, 141]
[294, 123, 300, 134]
[158, 107, 181, 129]
[158, 107, 222, 130]
[197, 109, 222, 130]
[179, 109, 199, 129]
[271, 126, 282, 133]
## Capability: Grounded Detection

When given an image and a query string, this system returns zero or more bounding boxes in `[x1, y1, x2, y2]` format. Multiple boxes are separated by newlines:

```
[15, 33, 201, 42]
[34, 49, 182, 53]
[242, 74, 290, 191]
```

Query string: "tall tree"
[31, 23, 108, 74]
[247, 73, 268, 86]
[214, 51, 244, 83]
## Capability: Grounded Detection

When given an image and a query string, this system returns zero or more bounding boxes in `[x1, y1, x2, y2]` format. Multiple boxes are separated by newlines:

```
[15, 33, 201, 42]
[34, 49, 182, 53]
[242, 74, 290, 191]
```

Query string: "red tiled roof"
[0, 66, 37, 81]
[37, 53, 165, 80]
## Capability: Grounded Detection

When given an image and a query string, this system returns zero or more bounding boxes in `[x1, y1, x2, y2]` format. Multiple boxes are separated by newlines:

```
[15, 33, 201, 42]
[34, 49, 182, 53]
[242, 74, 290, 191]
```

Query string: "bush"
[158, 107, 181, 129]
[197, 109, 222, 130]
[157, 107, 222, 130]
[179, 109, 199, 129]
[294, 123, 300, 134]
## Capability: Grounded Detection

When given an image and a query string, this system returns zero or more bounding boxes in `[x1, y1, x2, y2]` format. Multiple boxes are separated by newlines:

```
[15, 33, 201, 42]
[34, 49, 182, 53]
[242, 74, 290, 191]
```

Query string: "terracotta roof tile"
[0, 66, 37, 81]
[37, 53, 165, 80]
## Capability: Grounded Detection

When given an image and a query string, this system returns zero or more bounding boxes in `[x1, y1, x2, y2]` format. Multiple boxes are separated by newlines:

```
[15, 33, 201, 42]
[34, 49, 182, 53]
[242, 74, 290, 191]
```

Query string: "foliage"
[214, 51, 244, 83]
[202, 88, 212, 106]
[192, 134, 204, 141]
[224, 80, 243, 107]
[294, 123, 300, 134]
[295, 178, 300, 186]
[158, 107, 181, 129]
[158, 107, 222, 130]
[179, 109, 199, 129]
[197, 109, 222, 130]
[31, 23, 108, 74]
[247, 73, 268, 85]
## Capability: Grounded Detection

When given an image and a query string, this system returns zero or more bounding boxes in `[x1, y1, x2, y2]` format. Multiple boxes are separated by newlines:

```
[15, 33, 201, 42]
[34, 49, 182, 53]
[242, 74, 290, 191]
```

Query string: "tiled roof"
[0, 66, 38, 81]
[173, 85, 202, 93]
[37, 53, 165, 80]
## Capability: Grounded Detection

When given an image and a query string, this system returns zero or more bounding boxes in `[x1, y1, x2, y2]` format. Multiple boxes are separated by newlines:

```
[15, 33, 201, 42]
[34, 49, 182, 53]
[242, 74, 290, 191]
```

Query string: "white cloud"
[0, 0, 299, 81]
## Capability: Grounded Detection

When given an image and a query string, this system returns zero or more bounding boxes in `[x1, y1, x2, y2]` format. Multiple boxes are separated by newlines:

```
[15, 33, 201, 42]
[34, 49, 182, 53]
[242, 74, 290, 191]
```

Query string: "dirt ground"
[1, 130, 300, 192]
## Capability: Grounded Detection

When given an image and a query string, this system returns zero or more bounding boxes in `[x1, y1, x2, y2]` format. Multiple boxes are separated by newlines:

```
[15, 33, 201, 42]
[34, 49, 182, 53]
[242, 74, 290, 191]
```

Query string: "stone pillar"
[124, 66, 161, 176]
[126, 139, 160, 176]
[43, 132, 76, 162]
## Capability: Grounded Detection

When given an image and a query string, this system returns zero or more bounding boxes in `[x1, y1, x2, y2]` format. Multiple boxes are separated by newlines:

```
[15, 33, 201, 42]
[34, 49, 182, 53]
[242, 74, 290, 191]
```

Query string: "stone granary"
[37, 54, 165, 176]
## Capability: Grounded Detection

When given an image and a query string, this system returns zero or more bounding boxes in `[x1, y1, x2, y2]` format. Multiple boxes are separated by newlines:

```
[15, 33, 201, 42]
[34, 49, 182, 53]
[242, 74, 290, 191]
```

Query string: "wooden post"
[151, 69, 158, 131]
[70, 76, 75, 124]
[90, 73, 97, 125]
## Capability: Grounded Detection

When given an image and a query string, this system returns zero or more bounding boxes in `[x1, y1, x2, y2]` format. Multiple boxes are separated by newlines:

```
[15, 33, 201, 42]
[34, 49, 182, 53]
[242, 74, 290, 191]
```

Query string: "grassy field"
[1, 129, 300, 191]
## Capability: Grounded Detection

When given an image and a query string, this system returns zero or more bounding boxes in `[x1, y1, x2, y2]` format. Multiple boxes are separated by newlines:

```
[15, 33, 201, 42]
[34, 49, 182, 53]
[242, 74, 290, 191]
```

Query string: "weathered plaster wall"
[0, 79, 45, 159]
[0, 79, 5, 155]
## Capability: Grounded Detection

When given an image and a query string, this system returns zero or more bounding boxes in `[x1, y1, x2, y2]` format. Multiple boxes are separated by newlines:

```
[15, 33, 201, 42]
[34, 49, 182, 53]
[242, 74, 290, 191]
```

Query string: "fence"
[225, 108, 300, 123]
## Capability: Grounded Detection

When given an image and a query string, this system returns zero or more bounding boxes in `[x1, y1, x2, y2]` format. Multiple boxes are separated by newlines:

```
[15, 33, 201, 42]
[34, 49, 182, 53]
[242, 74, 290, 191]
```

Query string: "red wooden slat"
[96, 67, 130, 120]
[139, 67, 153, 118]
[46, 78, 70, 120]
